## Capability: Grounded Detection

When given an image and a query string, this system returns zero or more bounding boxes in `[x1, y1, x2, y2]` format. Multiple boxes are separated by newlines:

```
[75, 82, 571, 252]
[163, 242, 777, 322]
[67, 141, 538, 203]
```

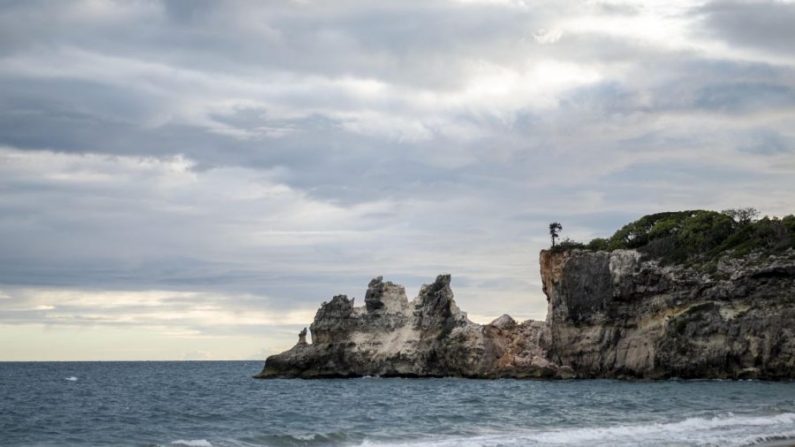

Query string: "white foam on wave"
[359, 412, 795, 447]
[531, 412, 795, 446]
[65, 376, 78, 381]
[171, 440, 212, 447]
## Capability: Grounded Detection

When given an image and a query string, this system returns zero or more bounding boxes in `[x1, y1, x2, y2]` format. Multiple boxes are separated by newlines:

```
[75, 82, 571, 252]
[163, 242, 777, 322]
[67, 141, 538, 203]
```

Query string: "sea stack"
[255, 274, 555, 378]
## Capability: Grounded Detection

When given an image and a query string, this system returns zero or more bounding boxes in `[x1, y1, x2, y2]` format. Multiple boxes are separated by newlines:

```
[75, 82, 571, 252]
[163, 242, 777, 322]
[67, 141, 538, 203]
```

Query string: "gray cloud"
[0, 0, 794, 359]
[698, 0, 795, 56]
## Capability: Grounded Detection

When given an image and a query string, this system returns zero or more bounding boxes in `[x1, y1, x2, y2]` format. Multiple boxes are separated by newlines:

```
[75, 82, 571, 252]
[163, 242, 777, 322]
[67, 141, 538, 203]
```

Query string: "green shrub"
[568, 209, 795, 264]
[550, 238, 586, 253]
[586, 238, 609, 251]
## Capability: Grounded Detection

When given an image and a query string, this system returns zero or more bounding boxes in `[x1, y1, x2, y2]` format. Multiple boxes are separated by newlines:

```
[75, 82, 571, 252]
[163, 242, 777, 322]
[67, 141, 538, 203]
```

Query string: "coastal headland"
[257, 210, 795, 379]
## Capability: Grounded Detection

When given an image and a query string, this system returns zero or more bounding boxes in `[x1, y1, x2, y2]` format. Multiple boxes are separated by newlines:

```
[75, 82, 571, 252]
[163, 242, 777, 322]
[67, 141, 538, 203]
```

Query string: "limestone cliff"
[541, 248, 795, 379]
[256, 248, 795, 380]
[255, 274, 557, 379]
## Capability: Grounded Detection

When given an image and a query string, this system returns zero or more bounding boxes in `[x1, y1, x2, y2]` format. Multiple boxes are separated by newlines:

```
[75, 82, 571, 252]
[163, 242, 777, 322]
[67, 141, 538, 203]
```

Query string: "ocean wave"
[156, 413, 795, 447]
[171, 440, 213, 447]
[355, 412, 795, 447]
[528, 412, 795, 446]
[233, 431, 363, 447]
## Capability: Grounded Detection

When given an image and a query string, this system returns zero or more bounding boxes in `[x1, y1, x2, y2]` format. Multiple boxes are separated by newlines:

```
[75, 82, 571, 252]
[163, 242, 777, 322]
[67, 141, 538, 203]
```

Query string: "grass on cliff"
[554, 210, 795, 266]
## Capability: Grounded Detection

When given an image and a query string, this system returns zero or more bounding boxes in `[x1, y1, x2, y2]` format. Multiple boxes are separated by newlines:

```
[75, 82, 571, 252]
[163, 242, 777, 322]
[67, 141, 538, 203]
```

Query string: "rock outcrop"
[541, 248, 795, 379]
[255, 274, 555, 379]
[256, 249, 795, 380]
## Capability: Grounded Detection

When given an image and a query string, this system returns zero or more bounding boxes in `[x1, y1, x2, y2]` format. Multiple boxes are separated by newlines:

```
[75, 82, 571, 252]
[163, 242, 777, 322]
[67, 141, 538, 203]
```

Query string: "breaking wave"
[171, 441, 213, 447]
[157, 413, 795, 447]
[356, 413, 795, 447]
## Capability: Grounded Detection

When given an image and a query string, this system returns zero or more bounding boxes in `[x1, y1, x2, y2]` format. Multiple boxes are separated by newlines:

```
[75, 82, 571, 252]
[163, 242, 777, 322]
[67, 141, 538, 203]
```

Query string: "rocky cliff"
[541, 248, 795, 379]
[256, 248, 795, 380]
[255, 274, 559, 379]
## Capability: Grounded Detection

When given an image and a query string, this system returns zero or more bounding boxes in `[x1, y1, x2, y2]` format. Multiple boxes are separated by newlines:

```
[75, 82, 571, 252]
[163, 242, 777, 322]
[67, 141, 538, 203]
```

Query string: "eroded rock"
[256, 248, 795, 380]
[255, 274, 555, 379]
[541, 248, 795, 379]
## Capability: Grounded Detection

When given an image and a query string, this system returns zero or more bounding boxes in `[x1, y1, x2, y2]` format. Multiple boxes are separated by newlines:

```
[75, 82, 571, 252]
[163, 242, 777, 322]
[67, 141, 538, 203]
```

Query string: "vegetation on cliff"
[555, 209, 795, 265]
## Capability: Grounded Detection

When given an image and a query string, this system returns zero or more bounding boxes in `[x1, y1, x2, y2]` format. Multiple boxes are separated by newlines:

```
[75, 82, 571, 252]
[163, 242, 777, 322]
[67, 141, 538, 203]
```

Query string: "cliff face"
[256, 275, 558, 379]
[256, 249, 795, 380]
[540, 248, 795, 379]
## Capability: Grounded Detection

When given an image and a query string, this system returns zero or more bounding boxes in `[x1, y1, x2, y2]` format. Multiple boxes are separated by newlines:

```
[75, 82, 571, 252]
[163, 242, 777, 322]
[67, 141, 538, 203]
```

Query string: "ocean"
[2, 361, 795, 446]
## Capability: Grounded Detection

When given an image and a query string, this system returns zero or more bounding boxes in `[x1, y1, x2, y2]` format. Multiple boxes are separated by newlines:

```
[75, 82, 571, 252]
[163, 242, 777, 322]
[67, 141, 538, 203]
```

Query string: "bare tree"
[549, 222, 562, 247]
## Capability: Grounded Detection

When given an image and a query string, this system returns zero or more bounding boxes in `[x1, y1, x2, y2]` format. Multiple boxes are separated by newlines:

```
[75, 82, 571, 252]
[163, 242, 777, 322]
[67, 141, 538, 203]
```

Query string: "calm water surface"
[2, 361, 795, 446]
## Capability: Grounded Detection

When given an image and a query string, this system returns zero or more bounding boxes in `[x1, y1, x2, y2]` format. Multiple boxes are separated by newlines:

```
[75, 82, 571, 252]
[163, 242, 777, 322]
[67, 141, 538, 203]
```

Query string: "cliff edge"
[257, 210, 795, 380]
[541, 248, 795, 379]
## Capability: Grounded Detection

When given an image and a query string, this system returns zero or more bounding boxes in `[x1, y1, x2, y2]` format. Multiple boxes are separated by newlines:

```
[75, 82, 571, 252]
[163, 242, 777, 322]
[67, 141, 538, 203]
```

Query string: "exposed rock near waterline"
[541, 248, 795, 379]
[255, 274, 555, 379]
[256, 249, 795, 380]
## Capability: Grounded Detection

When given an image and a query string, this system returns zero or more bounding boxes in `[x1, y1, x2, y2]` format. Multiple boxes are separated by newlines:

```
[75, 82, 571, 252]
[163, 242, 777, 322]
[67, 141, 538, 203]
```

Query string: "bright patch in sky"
[0, 0, 793, 360]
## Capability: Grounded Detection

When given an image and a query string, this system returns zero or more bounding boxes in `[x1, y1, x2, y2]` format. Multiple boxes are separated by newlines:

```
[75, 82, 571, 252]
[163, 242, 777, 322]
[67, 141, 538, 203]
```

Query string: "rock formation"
[541, 248, 795, 379]
[255, 274, 556, 378]
[256, 249, 795, 380]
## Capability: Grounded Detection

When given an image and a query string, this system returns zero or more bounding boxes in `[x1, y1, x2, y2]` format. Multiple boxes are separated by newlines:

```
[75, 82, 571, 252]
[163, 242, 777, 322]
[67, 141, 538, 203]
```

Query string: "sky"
[1, 0, 794, 360]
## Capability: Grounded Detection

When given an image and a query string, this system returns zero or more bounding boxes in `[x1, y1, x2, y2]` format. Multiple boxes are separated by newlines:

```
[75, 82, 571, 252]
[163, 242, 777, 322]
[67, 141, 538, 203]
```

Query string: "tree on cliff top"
[722, 207, 759, 225]
[548, 210, 794, 266]
[592, 210, 795, 264]
[549, 222, 562, 247]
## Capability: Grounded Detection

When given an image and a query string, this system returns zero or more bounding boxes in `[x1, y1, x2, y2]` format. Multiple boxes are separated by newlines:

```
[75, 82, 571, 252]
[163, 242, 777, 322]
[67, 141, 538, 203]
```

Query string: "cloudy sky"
[1, 0, 794, 360]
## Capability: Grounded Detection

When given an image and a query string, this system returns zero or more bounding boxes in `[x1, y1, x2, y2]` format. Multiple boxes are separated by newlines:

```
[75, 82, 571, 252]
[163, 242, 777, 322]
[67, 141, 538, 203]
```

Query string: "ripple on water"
[2, 363, 795, 447]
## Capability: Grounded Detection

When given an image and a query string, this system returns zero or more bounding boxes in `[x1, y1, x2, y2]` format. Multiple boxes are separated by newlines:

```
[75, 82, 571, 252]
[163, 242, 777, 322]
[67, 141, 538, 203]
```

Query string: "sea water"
[2, 361, 795, 446]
